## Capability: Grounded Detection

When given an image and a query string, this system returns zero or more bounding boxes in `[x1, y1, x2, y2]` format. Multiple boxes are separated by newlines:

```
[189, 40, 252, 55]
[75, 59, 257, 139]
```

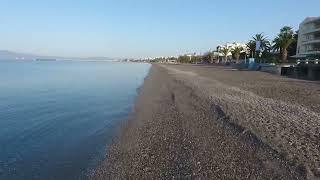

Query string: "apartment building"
[296, 17, 320, 58]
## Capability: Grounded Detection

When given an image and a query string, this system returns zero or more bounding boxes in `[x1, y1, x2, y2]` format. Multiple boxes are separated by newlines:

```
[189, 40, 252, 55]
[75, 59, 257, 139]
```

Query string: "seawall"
[93, 64, 320, 179]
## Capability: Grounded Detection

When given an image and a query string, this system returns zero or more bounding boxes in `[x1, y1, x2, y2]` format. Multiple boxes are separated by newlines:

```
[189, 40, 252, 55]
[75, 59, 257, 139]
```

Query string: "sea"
[0, 60, 151, 180]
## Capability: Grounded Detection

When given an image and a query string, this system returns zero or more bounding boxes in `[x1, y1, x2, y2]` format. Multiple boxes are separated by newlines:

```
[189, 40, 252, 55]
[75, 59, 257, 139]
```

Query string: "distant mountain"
[0, 50, 118, 61]
[0, 50, 38, 60]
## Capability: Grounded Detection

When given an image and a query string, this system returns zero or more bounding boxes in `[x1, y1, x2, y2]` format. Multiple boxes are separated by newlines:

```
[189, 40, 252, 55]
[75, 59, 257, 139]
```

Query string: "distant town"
[1, 17, 319, 80]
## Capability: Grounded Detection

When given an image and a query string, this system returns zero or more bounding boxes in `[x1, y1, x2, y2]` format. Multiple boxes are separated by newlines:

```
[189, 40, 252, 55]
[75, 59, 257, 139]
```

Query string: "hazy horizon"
[1, 0, 320, 58]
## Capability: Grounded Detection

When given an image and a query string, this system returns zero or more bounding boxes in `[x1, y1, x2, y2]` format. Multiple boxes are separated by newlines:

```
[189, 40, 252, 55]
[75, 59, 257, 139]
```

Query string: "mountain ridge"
[0, 50, 118, 61]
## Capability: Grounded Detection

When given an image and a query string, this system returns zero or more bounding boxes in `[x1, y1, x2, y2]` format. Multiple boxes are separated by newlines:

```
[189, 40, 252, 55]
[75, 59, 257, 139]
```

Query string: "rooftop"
[301, 16, 320, 25]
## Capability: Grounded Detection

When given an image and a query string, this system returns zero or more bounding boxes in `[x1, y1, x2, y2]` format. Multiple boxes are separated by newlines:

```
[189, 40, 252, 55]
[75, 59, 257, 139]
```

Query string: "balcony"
[302, 27, 320, 35]
[303, 46, 320, 55]
[304, 51, 320, 55]
[314, 20, 320, 27]
[301, 38, 320, 45]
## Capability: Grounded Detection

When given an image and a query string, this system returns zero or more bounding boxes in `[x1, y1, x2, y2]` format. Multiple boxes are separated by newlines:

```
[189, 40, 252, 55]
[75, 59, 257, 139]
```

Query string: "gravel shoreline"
[93, 64, 320, 179]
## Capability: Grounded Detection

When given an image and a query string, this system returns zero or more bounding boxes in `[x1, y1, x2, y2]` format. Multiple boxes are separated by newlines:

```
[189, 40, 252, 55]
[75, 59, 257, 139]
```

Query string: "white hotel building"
[296, 17, 320, 58]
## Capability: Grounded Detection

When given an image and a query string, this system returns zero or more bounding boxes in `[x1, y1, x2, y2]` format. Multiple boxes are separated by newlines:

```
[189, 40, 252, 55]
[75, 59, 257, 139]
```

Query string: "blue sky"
[1, 0, 319, 58]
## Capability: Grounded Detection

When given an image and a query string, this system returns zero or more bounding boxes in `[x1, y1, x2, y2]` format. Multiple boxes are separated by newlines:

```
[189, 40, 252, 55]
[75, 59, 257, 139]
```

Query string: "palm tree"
[203, 51, 215, 63]
[219, 45, 231, 63]
[272, 26, 295, 62]
[209, 51, 216, 63]
[252, 33, 270, 51]
[231, 43, 244, 63]
[287, 31, 298, 57]
[251, 33, 271, 59]
[246, 40, 256, 58]
[272, 36, 282, 52]
[245, 33, 271, 63]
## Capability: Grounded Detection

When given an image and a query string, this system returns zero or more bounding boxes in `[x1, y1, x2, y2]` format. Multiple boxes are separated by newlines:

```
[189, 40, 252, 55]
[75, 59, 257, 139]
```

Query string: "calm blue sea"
[0, 60, 150, 180]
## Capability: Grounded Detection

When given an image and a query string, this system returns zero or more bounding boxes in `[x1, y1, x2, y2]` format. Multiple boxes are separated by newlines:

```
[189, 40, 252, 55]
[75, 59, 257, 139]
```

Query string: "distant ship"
[36, 58, 57, 61]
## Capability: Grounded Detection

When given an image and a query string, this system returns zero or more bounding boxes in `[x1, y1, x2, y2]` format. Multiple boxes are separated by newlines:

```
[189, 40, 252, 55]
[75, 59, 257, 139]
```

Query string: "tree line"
[173, 26, 298, 64]
[247, 26, 298, 63]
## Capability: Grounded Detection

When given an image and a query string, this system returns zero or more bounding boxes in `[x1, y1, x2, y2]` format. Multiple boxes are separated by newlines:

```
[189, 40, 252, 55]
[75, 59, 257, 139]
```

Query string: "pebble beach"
[93, 64, 320, 179]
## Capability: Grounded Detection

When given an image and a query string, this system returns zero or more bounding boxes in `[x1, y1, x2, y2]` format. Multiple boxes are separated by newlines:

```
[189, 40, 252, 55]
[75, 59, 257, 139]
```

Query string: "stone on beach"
[93, 64, 320, 179]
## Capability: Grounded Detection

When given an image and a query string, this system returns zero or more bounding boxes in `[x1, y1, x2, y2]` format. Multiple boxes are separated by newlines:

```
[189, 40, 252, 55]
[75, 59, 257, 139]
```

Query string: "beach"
[93, 64, 320, 179]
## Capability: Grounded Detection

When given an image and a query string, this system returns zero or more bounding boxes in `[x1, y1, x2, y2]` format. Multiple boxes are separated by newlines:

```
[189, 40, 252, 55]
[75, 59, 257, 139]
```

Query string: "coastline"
[93, 64, 320, 179]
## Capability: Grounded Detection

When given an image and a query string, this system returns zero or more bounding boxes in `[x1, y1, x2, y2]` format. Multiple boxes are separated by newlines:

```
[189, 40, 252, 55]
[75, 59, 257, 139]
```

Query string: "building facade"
[296, 17, 320, 58]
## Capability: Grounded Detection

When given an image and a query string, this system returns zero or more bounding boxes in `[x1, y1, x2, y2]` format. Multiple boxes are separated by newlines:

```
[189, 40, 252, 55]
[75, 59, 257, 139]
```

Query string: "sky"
[0, 0, 319, 58]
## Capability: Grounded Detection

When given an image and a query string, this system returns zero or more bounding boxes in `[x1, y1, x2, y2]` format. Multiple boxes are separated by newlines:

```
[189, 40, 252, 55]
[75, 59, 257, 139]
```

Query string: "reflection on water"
[0, 60, 150, 180]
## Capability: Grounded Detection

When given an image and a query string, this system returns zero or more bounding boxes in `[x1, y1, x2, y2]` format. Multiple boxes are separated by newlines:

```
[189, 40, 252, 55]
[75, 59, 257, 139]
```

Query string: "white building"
[296, 17, 320, 58]
[216, 42, 247, 62]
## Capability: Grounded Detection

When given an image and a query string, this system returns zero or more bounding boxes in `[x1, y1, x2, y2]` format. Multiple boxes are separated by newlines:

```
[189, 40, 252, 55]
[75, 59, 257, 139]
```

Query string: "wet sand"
[93, 64, 320, 179]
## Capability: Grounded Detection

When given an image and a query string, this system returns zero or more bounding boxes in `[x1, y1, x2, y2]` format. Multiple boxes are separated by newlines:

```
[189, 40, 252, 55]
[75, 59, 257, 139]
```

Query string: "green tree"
[219, 46, 231, 63]
[246, 40, 256, 58]
[247, 33, 271, 62]
[190, 55, 202, 64]
[231, 43, 244, 63]
[178, 55, 190, 63]
[203, 51, 215, 63]
[252, 33, 271, 52]
[287, 31, 298, 57]
[272, 26, 295, 62]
